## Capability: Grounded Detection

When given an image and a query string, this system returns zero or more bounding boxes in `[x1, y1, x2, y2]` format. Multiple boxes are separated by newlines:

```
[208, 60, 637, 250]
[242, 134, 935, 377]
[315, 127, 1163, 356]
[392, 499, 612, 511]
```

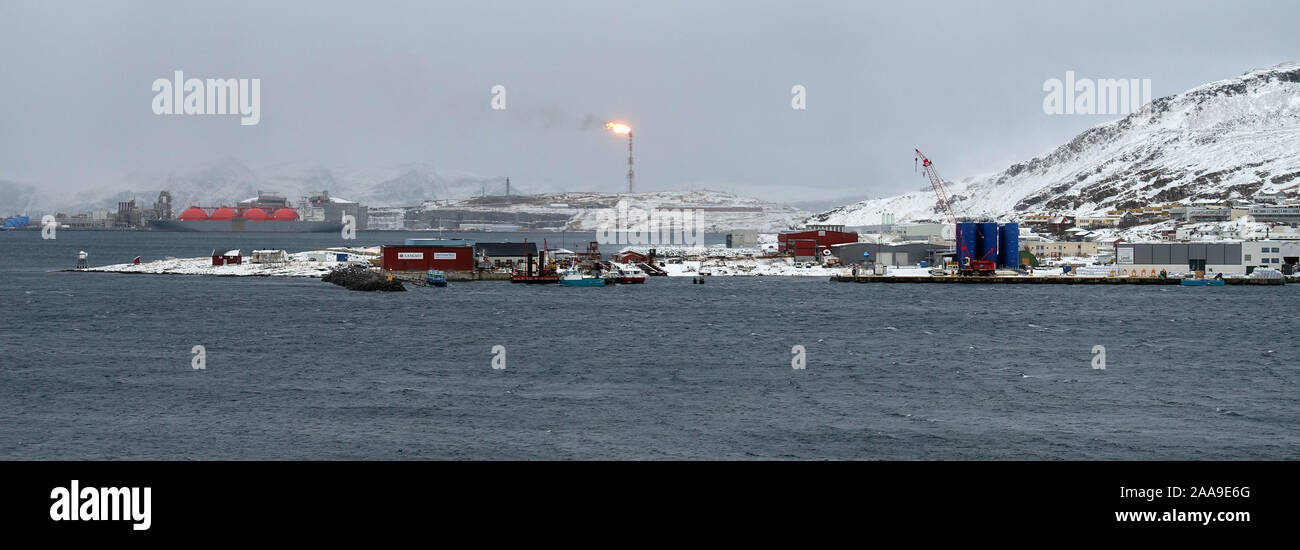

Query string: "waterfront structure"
[726, 229, 758, 248]
[831, 242, 952, 267]
[778, 226, 859, 257]
[1112, 241, 1299, 275]
[379, 244, 475, 273]
[474, 242, 539, 268]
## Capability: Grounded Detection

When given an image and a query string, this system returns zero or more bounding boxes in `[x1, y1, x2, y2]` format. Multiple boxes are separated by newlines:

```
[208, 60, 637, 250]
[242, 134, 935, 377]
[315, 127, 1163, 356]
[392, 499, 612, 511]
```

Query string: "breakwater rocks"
[322, 265, 406, 291]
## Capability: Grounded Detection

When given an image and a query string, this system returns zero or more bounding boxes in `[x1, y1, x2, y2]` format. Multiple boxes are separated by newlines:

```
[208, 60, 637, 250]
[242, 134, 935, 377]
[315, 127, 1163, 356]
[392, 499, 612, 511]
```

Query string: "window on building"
[1272, 258, 1280, 263]
[1245, 254, 1251, 262]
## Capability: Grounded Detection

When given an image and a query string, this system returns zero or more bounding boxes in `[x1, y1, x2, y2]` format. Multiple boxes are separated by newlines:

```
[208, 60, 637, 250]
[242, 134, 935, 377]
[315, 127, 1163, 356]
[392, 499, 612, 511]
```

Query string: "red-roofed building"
[777, 225, 858, 258]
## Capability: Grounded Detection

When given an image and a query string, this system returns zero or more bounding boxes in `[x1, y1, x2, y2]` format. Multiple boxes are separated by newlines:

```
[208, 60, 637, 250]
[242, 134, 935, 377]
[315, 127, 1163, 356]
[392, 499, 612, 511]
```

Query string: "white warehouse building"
[1114, 241, 1299, 275]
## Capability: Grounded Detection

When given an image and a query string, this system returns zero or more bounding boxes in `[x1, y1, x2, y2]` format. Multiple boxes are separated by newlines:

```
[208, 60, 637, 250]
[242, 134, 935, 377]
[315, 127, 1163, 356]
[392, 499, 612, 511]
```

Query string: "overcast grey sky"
[1, 0, 1297, 203]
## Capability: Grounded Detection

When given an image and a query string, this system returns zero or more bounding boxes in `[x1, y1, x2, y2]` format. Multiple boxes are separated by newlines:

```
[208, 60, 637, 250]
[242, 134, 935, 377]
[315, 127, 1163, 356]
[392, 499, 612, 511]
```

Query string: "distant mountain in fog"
[2, 159, 540, 214]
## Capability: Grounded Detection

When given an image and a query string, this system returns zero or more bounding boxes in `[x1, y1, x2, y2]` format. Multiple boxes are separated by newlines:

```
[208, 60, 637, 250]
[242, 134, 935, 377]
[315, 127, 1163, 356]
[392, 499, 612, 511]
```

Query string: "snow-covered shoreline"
[76, 248, 380, 278]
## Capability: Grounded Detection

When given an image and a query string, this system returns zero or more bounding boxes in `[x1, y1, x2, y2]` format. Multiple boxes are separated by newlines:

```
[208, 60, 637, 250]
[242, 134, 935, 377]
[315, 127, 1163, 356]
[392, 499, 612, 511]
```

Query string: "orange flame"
[605, 121, 631, 135]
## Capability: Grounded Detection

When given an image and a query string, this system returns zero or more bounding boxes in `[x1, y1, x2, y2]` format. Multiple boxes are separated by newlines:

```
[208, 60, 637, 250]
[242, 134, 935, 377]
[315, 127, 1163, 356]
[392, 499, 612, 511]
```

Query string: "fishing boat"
[606, 263, 647, 284]
[424, 269, 448, 287]
[559, 268, 610, 287]
[1180, 278, 1225, 286]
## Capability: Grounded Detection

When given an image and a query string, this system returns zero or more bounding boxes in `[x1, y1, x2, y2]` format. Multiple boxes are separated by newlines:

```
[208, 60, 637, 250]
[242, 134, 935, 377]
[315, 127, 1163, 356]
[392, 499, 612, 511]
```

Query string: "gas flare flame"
[605, 121, 631, 135]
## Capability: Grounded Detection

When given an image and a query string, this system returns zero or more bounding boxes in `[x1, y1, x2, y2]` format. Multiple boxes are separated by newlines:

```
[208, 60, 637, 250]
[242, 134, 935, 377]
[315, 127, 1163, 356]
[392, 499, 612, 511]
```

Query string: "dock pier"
[829, 275, 1285, 285]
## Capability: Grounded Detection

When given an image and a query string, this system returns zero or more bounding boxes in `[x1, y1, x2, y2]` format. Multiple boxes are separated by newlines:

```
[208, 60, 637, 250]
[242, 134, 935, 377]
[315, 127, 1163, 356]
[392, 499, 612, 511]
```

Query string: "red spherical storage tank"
[242, 208, 270, 221]
[178, 207, 209, 221]
[209, 207, 238, 221]
[271, 208, 299, 221]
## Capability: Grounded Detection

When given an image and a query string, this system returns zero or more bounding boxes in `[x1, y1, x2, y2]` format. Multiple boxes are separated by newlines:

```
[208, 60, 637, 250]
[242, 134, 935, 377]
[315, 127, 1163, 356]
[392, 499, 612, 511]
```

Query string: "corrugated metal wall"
[1124, 243, 1243, 266]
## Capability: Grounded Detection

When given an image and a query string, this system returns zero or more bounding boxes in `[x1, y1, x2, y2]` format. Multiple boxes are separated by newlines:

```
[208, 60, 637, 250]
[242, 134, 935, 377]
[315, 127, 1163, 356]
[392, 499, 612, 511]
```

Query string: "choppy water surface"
[2, 231, 1297, 459]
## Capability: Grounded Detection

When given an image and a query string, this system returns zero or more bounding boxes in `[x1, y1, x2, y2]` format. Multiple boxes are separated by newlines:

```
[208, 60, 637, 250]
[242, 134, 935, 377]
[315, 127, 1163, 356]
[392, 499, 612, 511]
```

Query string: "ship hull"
[148, 220, 344, 233]
[560, 277, 611, 287]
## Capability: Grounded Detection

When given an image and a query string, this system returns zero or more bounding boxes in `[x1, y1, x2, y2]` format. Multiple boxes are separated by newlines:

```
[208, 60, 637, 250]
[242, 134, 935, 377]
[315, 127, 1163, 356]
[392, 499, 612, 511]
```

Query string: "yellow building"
[1026, 241, 1098, 258]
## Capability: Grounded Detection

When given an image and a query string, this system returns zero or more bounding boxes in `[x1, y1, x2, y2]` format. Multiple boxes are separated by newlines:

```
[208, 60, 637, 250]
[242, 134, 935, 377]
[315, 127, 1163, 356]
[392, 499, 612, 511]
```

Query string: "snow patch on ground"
[81, 247, 381, 277]
[660, 258, 839, 277]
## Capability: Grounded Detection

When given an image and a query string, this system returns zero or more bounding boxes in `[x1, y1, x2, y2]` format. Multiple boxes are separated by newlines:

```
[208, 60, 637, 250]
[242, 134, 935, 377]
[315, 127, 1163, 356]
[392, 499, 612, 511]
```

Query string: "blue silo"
[976, 222, 998, 263]
[998, 223, 1020, 269]
[955, 222, 976, 266]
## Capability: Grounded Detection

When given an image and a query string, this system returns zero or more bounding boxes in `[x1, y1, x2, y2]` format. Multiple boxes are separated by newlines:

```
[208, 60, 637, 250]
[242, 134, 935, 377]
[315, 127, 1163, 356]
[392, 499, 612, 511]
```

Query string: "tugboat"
[424, 269, 448, 287]
[559, 268, 611, 287]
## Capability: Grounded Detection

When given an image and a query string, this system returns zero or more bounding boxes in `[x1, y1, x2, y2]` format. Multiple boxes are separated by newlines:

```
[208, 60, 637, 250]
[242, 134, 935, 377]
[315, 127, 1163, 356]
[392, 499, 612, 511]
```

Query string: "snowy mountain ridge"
[808, 62, 1300, 226]
[441, 190, 807, 232]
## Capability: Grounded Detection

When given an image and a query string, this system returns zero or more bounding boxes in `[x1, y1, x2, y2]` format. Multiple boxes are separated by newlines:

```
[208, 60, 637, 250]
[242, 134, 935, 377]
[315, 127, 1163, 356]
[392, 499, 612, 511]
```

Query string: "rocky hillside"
[810, 62, 1300, 225]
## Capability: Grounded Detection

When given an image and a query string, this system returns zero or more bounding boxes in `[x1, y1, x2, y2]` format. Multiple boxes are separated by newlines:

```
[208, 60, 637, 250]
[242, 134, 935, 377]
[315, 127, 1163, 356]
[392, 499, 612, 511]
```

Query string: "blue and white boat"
[559, 268, 610, 287]
[424, 269, 448, 287]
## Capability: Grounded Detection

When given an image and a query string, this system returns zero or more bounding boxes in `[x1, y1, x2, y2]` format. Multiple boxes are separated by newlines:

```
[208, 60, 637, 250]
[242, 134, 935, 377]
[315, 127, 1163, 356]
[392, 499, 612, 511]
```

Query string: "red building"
[778, 225, 858, 256]
[211, 248, 242, 266]
[614, 251, 649, 263]
[380, 245, 475, 272]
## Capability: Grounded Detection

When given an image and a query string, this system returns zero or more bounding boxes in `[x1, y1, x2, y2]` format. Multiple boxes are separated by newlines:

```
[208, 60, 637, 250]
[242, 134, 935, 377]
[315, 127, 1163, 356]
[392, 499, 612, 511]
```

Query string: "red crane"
[914, 148, 957, 224]
[916, 148, 992, 274]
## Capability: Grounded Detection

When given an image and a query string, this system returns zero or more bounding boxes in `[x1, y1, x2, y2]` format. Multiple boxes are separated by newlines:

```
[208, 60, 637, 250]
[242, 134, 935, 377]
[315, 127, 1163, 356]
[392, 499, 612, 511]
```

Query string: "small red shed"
[211, 248, 242, 266]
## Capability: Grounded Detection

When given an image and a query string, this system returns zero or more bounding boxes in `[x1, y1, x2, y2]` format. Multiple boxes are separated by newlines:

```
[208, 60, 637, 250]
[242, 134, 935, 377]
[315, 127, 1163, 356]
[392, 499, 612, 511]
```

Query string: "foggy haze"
[2, 0, 1297, 206]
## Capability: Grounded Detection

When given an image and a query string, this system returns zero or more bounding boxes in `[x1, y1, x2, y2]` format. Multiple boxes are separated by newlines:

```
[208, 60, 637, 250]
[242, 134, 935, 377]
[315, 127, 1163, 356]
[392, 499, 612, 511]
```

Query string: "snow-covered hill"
[0, 181, 40, 215]
[439, 190, 805, 232]
[810, 62, 1300, 225]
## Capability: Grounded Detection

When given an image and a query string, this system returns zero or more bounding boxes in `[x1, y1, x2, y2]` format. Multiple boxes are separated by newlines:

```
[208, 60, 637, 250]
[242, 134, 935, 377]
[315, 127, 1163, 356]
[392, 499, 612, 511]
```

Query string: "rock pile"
[322, 265, 406, 291]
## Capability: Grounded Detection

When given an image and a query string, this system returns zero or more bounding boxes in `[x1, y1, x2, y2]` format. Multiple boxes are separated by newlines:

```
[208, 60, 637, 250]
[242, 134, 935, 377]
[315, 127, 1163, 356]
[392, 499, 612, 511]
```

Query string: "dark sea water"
[2, 230, 1297, 460]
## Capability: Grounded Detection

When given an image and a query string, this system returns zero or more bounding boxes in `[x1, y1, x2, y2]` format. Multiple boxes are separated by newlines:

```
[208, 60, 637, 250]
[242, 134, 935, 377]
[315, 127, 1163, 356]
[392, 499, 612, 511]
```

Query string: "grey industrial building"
[831, 242, 952, 267]
[1115, 241, 1300, 275]
[726, 229, 759, 248]
[474, 241, 539, 268]
[1247, 205, 1300, 224]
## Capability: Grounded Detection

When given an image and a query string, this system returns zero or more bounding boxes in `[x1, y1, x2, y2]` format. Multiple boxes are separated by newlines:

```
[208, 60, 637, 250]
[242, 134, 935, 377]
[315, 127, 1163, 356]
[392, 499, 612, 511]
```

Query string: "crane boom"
[914, 148, 956, 224]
